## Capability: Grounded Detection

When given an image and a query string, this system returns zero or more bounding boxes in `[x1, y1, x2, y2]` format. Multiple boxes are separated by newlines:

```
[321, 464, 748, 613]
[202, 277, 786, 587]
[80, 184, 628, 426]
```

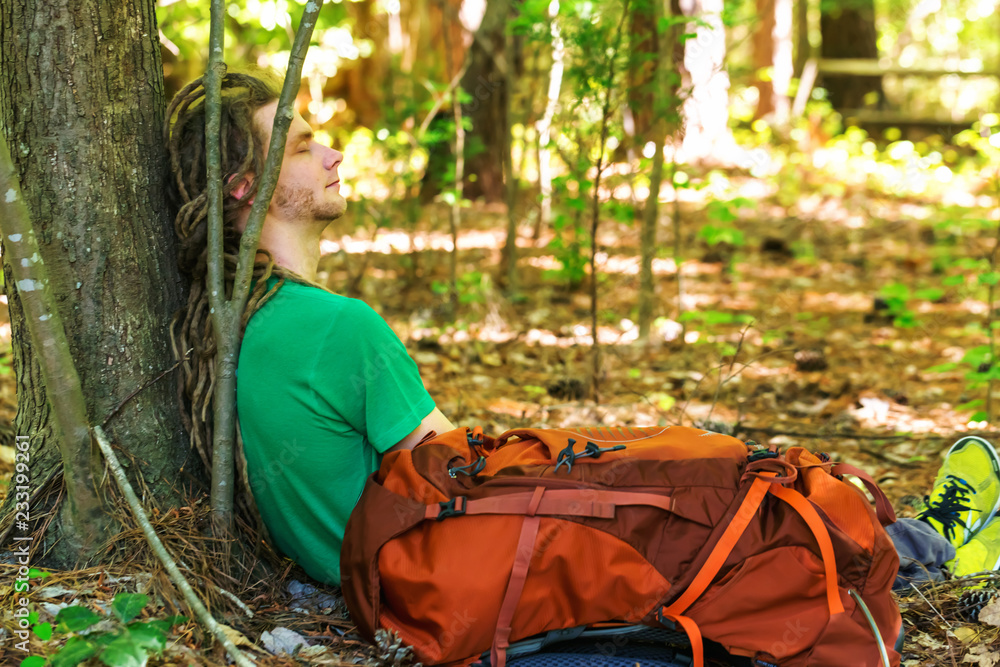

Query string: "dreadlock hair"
[165, 68, 282, 470]
[164, 69, 319, 567]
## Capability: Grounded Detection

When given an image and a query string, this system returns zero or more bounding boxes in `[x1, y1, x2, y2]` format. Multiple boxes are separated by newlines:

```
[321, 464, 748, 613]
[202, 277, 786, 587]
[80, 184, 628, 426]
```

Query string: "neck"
[255, 219, 325, 282]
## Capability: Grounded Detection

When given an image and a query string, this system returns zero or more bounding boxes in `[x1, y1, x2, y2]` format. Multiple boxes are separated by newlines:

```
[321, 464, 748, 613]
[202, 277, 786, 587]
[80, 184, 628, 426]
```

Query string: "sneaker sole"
[951, 436, 1000, 539]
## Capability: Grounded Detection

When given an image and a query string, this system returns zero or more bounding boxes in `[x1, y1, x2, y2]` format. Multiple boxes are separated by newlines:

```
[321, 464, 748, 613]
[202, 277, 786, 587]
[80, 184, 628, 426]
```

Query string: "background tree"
[753, 0, 793, 124]
[0, 0, 190, 566]
[819, 0, 884, 110]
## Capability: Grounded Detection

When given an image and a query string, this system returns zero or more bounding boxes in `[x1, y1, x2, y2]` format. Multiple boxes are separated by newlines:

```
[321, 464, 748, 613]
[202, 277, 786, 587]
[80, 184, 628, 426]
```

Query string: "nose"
[324, 146, 343, 171]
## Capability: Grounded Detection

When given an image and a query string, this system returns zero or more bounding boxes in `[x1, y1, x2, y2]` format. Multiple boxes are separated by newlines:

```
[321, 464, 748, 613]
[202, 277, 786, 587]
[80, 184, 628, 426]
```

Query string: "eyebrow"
[289, 130, 313, 146]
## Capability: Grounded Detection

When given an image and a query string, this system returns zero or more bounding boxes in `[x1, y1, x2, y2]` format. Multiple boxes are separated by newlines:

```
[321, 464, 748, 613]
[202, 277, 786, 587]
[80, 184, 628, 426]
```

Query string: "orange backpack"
[341, 426, 902, 667]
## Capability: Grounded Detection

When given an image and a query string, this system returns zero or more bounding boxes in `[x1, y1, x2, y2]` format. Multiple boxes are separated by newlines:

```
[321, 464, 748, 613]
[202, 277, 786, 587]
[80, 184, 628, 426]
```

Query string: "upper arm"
[385, 407, 456, 453]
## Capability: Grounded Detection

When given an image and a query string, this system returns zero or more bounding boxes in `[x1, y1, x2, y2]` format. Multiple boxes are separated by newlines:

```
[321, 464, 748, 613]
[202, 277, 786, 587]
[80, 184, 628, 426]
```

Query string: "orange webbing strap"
[424, 489, 675, 521]
[767, 484, 846, 616]
[491, 487, 545, 667]
[662, 475, 773, 616]
[831, 462, 897, 527]
[656, 475, 774, 667]
[664, 614, 703, 667]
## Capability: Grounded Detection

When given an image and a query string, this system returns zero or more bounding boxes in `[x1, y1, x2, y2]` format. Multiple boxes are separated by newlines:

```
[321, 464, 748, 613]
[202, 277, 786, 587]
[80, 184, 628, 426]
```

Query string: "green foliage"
[29, 593, 187, 667]
[679, 310, 753, 326]
[878, 283, 945, 329]
[432, 271, 489, 306]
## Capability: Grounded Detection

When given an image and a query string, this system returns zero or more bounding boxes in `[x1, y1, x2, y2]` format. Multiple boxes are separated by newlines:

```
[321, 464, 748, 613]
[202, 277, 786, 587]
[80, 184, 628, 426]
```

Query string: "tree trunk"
[753, 0, 792, 124]
[819, 0, 883, 110]
[626, 1, 658, 146]
[536, 1, 565, 234]
[638, 0, 674, 341]
[458, 0, 511, 202]
[794, 0, 810, 78]
[673, 0, 734, 162]
[0, 0, 191, 567]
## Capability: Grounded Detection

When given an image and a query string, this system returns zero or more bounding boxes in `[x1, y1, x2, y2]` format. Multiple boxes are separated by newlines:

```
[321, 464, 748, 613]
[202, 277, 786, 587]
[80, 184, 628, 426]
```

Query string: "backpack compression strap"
[832, 462, 897, 526]
[491, 486, 546, 667]
[657, 474, 774, 667]
[657, 474, 846, 667]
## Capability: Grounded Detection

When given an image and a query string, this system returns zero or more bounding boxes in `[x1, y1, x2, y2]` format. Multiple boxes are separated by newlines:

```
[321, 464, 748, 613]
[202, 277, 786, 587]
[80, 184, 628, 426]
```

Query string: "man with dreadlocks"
[165, 69, 454, 586]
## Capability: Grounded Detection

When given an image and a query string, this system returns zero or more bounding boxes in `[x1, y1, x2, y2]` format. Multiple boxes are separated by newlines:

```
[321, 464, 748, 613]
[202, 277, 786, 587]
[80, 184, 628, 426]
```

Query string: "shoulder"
[246, 281, 391, 338]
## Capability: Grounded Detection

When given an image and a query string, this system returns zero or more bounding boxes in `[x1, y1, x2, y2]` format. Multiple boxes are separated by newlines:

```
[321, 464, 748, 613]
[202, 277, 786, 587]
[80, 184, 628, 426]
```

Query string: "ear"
[227, 173, 255, 206]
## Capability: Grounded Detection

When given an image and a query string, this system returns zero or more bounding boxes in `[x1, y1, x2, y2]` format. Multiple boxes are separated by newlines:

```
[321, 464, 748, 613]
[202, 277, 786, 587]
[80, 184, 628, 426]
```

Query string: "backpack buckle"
[747, 449, 779, 463]
[437, 497, 467, 520]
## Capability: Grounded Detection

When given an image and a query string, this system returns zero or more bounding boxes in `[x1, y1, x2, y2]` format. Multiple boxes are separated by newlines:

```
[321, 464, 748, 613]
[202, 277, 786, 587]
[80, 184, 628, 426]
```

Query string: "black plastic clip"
[554, 439, 578, 473]
[747, 449, 779, 463]
[448, 456, 487, 478]
[654, 608, 676, 629]
[437, 497, 467, 520]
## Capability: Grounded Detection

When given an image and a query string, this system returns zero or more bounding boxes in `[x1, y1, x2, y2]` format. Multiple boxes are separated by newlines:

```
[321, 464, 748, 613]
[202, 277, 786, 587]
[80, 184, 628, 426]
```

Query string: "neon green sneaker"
[917, 436, 1000, 548]
[950, 516, 1000, 577]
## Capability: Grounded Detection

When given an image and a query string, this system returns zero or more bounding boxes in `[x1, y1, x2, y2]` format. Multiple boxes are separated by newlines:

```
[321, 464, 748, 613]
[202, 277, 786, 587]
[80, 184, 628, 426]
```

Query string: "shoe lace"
[918, 475, 978, 542]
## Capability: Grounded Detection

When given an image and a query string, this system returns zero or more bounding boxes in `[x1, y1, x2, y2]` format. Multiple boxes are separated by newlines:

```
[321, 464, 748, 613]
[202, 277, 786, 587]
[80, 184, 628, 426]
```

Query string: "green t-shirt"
[236, 277, 436, 586]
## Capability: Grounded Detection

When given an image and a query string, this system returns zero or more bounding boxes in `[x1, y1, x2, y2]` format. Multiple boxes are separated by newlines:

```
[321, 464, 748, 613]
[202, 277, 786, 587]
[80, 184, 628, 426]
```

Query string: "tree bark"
[819, 0, 883, 110]
[0, 0, 190, 567]
[754, 0, 793, 124]
[458, 0, 511, 202]
[638, 0, 674, 341]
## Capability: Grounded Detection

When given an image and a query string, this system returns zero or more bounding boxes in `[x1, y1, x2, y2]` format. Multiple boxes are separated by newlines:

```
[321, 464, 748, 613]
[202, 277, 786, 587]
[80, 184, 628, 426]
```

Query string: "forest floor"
[2, 165, 1000, 665]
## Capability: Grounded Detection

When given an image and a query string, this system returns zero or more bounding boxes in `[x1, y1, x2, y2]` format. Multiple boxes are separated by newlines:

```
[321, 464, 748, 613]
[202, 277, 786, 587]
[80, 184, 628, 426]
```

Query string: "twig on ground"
[744, 426, 1000, 442]
[705, 322, 753, 424]
[910, 582, 952, 629]
[93, 425, 257, 667]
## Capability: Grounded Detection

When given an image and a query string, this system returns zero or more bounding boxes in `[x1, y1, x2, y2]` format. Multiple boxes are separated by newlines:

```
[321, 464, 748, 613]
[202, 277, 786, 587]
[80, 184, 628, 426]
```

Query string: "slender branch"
[441, 4, 463, 316]
[502, 15, 519, 294]
[204, 0, 228, 326]
[206, 0, 326, 525]
[0, 131, 106, 552]
[589, 0, 631, 401]
[536, 2, 564, 233]
[988, 171, 1000, 422]
[417, 65, 469, 139]
[232, 0, 326, 305]
[93, 426, 256, 667]
[203, 0, 236, 527]
[705, 322, 752, 423]
[671, 160, 685, 341]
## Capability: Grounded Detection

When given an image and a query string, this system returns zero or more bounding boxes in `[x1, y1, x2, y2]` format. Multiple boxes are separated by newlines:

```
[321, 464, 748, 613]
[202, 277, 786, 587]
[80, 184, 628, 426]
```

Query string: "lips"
[326, 180, 340, 188]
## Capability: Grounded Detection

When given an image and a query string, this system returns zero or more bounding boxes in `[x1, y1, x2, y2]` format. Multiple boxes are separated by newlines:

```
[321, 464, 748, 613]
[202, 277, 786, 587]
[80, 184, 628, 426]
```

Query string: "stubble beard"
[273, 182, 346, 223]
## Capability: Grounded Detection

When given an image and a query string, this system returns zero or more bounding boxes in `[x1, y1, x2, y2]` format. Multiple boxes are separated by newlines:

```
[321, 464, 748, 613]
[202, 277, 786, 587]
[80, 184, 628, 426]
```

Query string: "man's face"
[254, 100, 346, 224]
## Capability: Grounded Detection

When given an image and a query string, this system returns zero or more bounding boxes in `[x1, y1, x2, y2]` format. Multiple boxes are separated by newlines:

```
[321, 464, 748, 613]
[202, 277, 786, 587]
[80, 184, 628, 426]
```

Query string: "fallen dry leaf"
[217, 623, 266, 653]
[963, 644, 1000, 667]
[980, 598, 1000, 627]
[952, 626, 979, 643]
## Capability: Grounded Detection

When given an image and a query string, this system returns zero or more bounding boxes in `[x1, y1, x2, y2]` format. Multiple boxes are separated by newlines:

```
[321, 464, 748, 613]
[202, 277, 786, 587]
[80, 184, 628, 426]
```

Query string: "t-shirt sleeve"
[312, 298, 436, 453]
